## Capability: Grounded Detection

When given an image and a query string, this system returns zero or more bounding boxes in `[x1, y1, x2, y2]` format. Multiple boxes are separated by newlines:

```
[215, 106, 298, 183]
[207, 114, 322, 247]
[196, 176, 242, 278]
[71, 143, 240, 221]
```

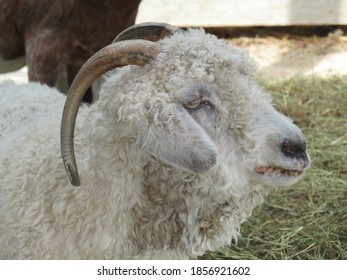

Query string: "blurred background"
[2, 0, 347, 83]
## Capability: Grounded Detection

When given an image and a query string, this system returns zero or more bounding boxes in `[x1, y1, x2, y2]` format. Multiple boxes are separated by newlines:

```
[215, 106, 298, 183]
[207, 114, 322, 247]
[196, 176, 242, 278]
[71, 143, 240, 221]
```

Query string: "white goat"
[0, 23, 310, 259]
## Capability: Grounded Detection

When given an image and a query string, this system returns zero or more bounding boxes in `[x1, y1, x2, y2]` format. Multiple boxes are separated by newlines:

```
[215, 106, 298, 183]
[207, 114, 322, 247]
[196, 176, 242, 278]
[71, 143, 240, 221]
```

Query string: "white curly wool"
[0, 29, 309, 259]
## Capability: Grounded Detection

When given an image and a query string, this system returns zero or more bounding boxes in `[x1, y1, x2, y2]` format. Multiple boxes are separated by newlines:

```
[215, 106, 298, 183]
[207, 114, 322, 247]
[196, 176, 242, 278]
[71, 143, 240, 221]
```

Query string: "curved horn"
[61, 40, 162, 186]
[113, 22, 181, 43]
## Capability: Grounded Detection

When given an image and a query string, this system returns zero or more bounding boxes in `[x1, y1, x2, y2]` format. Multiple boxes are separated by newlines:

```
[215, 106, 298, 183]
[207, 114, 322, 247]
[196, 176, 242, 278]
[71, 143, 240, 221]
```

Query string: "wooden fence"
[136, 0, 347, 27]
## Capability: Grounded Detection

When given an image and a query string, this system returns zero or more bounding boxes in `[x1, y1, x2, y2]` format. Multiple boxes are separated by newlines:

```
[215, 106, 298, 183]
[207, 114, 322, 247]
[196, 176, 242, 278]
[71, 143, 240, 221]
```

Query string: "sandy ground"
[229, 29, 347, 79]
[1, 30, 347, 84]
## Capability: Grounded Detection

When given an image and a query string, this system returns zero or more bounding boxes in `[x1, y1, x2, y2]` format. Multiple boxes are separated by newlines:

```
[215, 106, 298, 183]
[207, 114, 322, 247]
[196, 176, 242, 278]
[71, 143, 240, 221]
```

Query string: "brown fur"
[0, 0, 141, 94]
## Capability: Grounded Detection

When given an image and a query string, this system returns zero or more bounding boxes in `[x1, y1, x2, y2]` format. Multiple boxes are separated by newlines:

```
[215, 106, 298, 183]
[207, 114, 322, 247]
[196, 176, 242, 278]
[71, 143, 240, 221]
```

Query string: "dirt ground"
[228, 28, 347, 79]
[1, 28, 347, 83]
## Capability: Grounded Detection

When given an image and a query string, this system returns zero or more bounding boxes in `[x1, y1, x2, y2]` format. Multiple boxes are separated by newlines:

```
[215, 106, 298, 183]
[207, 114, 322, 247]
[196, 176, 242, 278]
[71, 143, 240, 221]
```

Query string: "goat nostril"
[281, 140, 306, 159]
[281, 139, 309, 168]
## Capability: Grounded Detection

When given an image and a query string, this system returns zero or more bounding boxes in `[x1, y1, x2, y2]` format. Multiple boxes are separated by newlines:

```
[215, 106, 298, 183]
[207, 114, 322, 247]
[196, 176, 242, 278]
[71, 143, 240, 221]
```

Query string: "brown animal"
[0, 0, 141, 100]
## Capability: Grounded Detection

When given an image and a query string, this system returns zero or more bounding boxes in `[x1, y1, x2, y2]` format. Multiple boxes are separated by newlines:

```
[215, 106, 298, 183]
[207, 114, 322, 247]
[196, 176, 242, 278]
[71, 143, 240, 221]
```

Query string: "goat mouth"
[256, 166, 303, 177]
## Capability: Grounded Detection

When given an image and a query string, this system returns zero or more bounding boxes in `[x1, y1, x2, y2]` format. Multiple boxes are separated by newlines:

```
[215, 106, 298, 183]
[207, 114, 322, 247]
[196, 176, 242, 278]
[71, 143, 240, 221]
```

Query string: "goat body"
[0, 27, 310, 259]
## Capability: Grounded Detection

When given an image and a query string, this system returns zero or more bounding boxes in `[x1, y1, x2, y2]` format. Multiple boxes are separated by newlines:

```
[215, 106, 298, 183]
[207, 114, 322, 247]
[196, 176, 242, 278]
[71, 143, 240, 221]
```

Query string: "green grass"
[203, 75, 347, 260]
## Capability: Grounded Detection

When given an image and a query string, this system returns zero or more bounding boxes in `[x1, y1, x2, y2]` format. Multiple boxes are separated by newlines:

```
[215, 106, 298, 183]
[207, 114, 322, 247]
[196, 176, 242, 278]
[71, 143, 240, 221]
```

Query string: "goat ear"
[141, 105, 217, 173]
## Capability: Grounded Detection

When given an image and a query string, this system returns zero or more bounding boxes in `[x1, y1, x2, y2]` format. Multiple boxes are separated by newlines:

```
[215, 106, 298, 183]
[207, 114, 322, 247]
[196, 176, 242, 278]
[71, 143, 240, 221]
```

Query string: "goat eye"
[184, 99, 202, 110]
